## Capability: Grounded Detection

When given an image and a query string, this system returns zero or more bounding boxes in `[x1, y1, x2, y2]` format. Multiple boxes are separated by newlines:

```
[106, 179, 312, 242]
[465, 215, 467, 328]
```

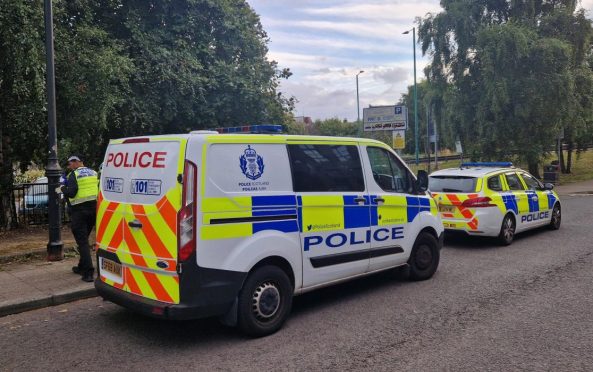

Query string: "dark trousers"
[71, 205, 96, 272]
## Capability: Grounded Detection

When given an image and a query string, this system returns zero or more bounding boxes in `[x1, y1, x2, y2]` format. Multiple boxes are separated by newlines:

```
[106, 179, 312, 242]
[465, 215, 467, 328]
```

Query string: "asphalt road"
[2, 196, 593, 371]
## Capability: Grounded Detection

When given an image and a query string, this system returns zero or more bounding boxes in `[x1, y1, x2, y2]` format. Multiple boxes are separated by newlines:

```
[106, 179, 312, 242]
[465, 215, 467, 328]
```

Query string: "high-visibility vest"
[69, 167, 98, 205]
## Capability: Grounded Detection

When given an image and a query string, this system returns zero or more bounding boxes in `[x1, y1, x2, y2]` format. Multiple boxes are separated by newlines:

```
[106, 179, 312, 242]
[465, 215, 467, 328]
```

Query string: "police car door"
[287, 143, 371, 287]
[519, 172, 552, 226]
[503, 172, 529, 231]
[364, 146, 417, 271]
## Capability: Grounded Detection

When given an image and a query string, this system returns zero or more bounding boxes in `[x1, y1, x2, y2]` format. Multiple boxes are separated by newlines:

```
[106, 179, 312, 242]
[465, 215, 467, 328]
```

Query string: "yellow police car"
[429, 162, 561, 245]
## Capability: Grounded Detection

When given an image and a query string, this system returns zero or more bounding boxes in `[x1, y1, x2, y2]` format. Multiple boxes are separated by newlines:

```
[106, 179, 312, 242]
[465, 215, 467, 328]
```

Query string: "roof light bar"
[461, 162, 513, 168]
[213, 124, 283, 134]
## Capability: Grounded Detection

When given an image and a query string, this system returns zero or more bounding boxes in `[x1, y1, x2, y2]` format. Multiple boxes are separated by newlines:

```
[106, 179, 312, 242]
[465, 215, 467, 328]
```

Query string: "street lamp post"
[403, 28, 419, 166]
[44, 0, 63, 261]
[356, 70, 364, 127]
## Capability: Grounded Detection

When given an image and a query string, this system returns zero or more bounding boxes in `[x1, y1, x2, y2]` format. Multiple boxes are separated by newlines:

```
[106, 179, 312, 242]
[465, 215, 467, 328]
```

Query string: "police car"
[429, 162, 561, 245]
[95, 125, 444, 336]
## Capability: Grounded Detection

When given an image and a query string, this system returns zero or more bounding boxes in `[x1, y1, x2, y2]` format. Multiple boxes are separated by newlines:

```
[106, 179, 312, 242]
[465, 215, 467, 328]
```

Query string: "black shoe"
[72, 266, 82, 275]
[81, 270, 94, 282]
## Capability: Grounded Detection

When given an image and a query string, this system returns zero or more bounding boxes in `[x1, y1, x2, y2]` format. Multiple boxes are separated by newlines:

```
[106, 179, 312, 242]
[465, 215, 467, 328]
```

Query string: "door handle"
[354, 197, 366, 204]
[128, 220, 143, 229]
[374, 197, 385, 204]
[531, 196, 538, 201]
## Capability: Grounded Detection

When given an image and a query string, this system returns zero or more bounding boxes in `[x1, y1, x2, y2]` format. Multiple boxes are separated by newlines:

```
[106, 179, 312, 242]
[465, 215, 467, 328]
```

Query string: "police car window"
[429, 176, 477, 193]
[288, 144, 365, 192]
[487, 175, 503, 191]
[505, 173, 524, 191]
[366, 147, 411, 193]
[520, 173, 542, 190]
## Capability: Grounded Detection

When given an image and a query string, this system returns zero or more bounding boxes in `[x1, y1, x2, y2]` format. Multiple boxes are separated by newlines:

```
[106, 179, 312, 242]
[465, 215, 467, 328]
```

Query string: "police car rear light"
[122, 137, 150, 144]
[178, 160, 197, 262]
[462, 196, 496, 208]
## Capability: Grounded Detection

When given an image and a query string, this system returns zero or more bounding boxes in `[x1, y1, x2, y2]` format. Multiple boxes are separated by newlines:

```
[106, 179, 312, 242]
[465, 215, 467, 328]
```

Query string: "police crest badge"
[240, 145, 265, 180]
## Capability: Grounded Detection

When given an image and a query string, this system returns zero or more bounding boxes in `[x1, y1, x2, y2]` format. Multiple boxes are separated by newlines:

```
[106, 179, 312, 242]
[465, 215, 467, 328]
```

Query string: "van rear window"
[429, 176, 477, 193]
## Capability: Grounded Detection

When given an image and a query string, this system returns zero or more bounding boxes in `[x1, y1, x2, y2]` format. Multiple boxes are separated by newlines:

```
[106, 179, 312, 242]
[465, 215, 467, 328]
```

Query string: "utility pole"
[356, 70, 364, 135]
[403, 28, 419, 165]
[44, 0, 63, 261]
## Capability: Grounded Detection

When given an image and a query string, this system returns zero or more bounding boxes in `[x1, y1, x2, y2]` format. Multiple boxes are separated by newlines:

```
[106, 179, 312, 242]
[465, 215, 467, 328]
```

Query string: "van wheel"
[498, 214, 515, 246]
[407, 232, 440, 281]
[237, 265, 292, 337]
[549, 204, 561, 230]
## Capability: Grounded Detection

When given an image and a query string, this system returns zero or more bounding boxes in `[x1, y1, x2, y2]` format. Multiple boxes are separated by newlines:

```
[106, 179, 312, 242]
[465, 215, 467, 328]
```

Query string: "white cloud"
[303, 1, 441, 21]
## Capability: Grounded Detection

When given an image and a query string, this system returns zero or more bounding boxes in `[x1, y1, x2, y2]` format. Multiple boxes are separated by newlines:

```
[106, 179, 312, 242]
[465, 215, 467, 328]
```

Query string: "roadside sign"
[363, 105, 407, 132]
[455, 138, 463, 154]
[392, 130, 405, 149]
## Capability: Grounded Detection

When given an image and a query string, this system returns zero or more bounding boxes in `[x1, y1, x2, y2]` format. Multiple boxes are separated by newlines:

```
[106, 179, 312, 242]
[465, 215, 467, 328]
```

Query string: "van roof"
[110, 133, 389, 147]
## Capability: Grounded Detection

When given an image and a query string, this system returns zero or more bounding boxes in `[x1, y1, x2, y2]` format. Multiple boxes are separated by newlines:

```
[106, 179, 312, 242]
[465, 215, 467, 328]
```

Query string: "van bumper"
[95, 266, 247, 320]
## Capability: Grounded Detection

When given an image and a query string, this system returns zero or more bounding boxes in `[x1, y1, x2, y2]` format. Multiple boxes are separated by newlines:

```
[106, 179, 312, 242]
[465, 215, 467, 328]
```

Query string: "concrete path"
[555, 179, 593, 195]
[0, 257, 95, 317]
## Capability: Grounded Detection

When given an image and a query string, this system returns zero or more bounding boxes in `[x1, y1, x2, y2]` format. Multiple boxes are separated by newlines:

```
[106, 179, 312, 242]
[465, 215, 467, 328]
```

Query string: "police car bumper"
[442, 209, 503, 237]
[95, 266, 247, 320]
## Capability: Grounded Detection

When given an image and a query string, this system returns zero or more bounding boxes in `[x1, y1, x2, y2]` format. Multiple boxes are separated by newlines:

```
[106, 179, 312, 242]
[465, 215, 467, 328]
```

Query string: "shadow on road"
[443, 226, 553, 251]
[100, 268, 411, 345]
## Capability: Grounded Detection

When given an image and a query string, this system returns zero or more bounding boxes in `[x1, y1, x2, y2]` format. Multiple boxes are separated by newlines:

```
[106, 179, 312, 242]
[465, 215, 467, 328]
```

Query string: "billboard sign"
[363, 105, 407, 132]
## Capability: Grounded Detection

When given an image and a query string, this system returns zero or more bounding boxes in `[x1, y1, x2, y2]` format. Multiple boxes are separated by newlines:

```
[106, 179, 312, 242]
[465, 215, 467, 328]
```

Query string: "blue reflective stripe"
[406, 196, 419, 222]
[343, 195, 370, 229]
[547, 193, 557, 210]
[252, 195, 297, 208]
[502, 194, 518, 214]
[526, 191, 539, 212]
[253, 220, 299, 234]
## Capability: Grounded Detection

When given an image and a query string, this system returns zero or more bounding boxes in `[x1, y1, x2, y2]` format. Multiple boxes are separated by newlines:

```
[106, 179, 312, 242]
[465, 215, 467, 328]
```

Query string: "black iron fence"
[12, 181, 70, 226]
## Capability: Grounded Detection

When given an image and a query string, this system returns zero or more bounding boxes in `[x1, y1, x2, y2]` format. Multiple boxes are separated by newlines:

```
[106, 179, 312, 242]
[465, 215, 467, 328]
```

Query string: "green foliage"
[313, 118, 358, 137]
[418, 0, 593, 174]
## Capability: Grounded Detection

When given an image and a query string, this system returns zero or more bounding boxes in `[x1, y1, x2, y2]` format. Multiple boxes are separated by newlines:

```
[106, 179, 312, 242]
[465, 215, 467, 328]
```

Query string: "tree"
[418, 0, 592, 177]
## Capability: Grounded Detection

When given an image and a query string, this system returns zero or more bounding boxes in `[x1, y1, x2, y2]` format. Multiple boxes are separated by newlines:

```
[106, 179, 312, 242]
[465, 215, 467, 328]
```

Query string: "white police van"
[95, 125, 444, 336]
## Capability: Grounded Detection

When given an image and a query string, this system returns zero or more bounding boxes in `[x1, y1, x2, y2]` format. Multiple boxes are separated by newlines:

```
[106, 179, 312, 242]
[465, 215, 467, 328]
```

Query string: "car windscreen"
[429, 176, 477, 193]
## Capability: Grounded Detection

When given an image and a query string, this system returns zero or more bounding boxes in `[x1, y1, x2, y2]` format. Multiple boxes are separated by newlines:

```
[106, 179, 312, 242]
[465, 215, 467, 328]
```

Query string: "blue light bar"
[213, 124, 283, 134]
[461, 162, 513, 168]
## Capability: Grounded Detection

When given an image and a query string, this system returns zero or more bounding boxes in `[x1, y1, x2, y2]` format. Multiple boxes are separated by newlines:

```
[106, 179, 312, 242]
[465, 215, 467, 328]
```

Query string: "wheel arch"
[250, 256, 296, 289]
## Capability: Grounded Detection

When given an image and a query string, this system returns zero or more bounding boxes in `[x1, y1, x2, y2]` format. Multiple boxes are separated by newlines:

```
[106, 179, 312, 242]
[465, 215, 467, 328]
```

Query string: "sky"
[247, 0, 593, 122]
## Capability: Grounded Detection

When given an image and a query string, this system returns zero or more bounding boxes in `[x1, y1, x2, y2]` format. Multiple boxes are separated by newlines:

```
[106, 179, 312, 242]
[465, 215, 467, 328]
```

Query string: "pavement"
[0, 179, 591, 319]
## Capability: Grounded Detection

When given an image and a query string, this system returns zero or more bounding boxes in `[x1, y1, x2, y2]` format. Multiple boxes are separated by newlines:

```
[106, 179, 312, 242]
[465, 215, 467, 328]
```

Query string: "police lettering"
[304, 226, 404, 251]
[106, 151, 167, 168]
[521, 211, 550, 223]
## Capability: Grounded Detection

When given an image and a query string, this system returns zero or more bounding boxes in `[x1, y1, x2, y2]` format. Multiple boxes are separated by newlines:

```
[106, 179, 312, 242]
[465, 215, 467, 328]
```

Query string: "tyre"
[498, 214, 516, 246]
[549, 203, 561, 230]
[237, 265, 293, 337]
[407, 232, 440, 281]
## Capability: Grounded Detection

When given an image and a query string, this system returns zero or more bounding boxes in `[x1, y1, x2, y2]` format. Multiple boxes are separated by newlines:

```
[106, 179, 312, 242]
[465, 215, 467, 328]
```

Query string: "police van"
[429, 162, 561, 245]
[95, 126, 444, 336]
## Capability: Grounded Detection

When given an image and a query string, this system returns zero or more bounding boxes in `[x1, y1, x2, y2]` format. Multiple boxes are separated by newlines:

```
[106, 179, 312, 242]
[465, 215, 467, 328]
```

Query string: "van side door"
[364, 146, 419, 271]
[287, 143, 371, 288]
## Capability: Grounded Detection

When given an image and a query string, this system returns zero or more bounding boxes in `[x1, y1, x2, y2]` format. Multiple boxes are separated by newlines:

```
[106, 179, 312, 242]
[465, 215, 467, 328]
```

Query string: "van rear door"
[97, 137, 187, 304]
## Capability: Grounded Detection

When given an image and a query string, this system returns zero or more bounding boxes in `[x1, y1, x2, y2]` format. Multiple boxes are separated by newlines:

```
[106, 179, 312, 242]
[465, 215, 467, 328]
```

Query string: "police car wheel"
[408, 232, 440, 281]
[237, 265, 293, 337]
[549, 204, 561, 230]
[498, 214, 515, 246]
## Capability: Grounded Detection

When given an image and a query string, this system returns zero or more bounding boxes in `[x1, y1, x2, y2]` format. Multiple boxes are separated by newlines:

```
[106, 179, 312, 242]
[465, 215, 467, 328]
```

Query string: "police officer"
[61, 155, 98, 282]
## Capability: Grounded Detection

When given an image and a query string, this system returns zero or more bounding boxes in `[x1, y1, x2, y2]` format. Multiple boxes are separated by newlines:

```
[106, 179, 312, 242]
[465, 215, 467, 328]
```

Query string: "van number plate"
[131, 179, 162, 195]
[103, 177, 124, 193]
[439, 205, 455, 213]
[100, 257, 123, 284]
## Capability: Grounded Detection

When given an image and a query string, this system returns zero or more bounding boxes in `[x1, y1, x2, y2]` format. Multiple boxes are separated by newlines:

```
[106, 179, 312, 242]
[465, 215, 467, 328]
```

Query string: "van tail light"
[178, 160, 197, 262]
[462, 196, 496, 208]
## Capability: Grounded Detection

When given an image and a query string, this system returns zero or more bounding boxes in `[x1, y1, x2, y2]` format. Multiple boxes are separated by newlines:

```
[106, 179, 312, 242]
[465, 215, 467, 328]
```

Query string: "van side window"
[487, 175, 503, 191]
[367, 147, 412, 193]
[505, 173, 524, 191]
[287, 144, 365, 192]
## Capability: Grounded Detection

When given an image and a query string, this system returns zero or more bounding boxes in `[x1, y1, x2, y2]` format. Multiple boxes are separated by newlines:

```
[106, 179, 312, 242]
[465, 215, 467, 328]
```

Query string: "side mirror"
[544, 183, 554, 191]
[416, 170, 429, 193]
